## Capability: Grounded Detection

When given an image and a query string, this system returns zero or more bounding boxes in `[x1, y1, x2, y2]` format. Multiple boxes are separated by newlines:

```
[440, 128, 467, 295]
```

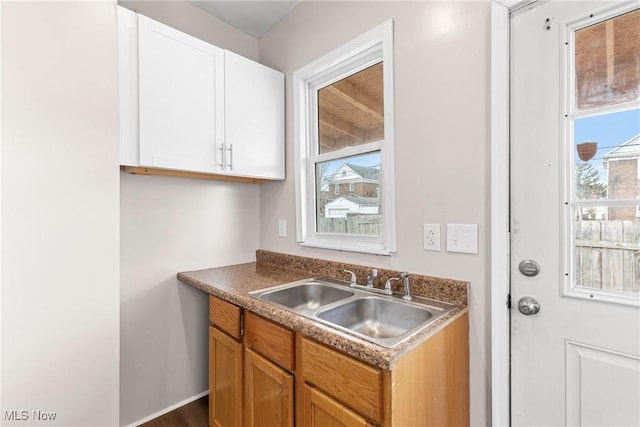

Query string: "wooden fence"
[318, 214, 382, 235]
[575, 220, 640, 293]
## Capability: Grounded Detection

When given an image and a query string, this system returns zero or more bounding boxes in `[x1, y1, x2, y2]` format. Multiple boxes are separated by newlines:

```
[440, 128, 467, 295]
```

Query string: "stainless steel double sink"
[249, 277, 457, 348]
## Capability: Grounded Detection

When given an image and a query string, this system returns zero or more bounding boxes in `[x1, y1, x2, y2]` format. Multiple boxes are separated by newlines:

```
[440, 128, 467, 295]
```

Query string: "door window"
[568, 8, 640, 302]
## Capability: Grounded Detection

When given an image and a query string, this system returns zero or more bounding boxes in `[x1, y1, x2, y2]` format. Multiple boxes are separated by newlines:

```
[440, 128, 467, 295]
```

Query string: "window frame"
[293, 20, 396, 255]
[561, 5, 640, 306]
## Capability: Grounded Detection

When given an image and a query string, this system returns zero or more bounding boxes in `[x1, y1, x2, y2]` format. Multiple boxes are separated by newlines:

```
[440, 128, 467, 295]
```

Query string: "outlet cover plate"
[446, 224, 478, 254]
[423, 224, 441, 251]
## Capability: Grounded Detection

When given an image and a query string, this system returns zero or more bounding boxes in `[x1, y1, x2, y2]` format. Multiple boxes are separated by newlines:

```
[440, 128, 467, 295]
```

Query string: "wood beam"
[319, 109, 364, 141]
[323, 86, 384, 122]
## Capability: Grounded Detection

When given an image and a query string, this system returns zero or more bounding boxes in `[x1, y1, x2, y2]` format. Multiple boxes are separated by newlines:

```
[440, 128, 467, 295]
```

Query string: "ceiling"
[191, 1, 301, 38]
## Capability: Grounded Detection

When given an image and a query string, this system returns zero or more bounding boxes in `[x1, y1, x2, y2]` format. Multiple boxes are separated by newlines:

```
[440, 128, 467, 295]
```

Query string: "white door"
[510, 1, 640, 425]
[137, 14, 224, 173]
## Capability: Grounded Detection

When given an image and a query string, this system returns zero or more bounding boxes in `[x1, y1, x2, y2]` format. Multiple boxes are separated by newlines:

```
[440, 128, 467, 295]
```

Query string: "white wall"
[1, 1, 120, 426]
[117, 1, 261, 425]
[258, 2, 492, 425]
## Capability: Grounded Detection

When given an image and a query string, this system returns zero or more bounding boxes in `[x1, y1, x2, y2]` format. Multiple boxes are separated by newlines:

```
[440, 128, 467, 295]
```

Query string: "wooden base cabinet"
[244, 349, 294, 427]
[300, 384, 373, 427]
[208, 294, 469, 427]
[209, 327, 243, 427]
[298, 313, 470, 427]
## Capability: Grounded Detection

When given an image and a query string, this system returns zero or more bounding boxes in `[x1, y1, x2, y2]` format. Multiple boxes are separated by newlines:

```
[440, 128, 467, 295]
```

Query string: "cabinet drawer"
[244, 312, 294, 371]
[209, 295, 242, 340]
[300, 337, 383, 424]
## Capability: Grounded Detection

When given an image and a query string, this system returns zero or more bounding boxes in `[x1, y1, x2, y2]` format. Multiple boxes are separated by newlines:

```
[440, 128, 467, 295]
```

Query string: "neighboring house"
[324, 195, 379, 219]
[328, 163, 380, 198]
[603, 134, 640, 220]
[319, 163, 381, 218]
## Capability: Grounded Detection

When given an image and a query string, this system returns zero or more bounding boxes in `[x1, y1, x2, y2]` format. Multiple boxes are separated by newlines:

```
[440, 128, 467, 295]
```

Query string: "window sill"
[299, 238, 393, 256]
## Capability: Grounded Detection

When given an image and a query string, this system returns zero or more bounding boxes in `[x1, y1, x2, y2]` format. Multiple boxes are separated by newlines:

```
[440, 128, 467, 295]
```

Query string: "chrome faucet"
[343, 269, 392, 296]
[401, 271, 412, 300]
[366, 268, 378, 287]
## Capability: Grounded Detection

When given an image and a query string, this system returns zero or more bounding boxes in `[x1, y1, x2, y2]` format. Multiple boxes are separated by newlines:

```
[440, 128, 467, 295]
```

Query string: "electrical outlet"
[278, 220, 287, 238]
[423, 224, 441, 251]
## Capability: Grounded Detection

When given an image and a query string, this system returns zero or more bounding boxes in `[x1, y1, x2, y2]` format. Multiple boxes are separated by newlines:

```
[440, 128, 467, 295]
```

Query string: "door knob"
[517, 296, 540, 315]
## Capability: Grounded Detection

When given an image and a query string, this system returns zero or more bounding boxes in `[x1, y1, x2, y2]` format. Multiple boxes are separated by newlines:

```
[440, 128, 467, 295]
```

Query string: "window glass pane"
[575, 9, 640, 109]
[574, 109, 640, 201]
[317, 62, 384, 154]
[315, 152, 381, 236]
[575, 211, 640, 294]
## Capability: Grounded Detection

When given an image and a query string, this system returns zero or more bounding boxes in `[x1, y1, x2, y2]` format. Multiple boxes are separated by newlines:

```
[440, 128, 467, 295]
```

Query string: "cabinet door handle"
[217, 145, 224, 169]
[227, 144, 233, 171]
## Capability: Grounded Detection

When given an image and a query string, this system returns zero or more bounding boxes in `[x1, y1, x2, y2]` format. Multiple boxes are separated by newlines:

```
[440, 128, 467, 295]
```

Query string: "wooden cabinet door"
[137, 14, 224, 174]
[224, 50, 284, 180]
[209, 327, 242, 427]
[300, 383, 374, 427]
[244, 349, 293, 427]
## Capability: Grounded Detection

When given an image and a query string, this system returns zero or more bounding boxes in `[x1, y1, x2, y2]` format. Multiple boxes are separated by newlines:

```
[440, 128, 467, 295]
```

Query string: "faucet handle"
[371, 268, 378, 277]
[384, 277, 400, 291]
[343, 269, 357, 284]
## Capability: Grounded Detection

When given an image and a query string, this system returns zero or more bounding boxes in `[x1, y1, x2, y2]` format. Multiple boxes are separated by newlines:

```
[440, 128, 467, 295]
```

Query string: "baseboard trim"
[124, 390, 209, 427]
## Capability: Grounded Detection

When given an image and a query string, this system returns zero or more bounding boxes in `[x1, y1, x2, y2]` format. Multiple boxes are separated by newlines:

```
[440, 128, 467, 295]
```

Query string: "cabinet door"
[117, 6, 139, 166]
[138, 14, 224, 173]
[209, 327, 242, 427]
[244, 349, 293, 427]
[224, 50, 284, 180]
[300, 383, 374, 427]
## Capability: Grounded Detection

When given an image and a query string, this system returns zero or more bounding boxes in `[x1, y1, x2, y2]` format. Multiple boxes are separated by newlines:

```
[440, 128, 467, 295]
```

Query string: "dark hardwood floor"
[139, 396, 208, 427]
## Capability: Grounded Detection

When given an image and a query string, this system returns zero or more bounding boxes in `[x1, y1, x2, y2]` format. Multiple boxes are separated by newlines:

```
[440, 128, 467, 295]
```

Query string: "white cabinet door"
[118, 6, 139, 167]
[224, 50, 284, 180]
[137, 14, 224, 173]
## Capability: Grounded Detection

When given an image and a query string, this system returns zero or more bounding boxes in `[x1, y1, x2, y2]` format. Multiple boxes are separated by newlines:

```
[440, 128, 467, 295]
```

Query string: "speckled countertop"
[178, 250, 469, 370]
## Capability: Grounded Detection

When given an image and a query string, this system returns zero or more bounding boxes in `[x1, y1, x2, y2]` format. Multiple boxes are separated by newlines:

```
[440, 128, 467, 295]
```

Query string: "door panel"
[510, 1, 640, 425]
[244, 348, 294, 427]
[138, 14, 224, 173]
[565, 341, 640, 425]
[209, 327, 243, 427]
[299, 383, 371, 427]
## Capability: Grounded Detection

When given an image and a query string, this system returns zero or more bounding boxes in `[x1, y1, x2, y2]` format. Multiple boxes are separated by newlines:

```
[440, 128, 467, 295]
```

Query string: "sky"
[574, 107, 640, 182]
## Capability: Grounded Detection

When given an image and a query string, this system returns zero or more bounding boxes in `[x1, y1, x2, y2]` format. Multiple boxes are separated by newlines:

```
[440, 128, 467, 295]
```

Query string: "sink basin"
[250, 277, 457, 348]
[258, 281, 354, 310]
[317, 297, 432, 340]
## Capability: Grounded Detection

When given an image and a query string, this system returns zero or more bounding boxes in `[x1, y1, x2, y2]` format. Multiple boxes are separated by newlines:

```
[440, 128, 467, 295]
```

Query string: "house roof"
[345, 163, 380, 180]
[340, 194, 379, 206]
[603, 134, 640, 160]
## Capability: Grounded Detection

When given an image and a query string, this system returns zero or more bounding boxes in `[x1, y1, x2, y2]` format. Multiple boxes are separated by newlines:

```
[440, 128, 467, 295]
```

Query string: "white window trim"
[561, 4, 640, 307]
[293, 19, 396, 255]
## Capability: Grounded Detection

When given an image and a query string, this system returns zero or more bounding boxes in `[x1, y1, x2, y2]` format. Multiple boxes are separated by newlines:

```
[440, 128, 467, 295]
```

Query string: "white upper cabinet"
[137, 14, 224, 174]
[117, 7, 285, 181]
[118, 6, 139, 167]
[224, 51, 284, 180]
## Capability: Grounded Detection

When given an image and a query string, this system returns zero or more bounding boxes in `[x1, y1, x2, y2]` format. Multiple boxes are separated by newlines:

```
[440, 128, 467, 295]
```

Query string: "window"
[294, 20, 395, 254]
[566, 6, 640, 304]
